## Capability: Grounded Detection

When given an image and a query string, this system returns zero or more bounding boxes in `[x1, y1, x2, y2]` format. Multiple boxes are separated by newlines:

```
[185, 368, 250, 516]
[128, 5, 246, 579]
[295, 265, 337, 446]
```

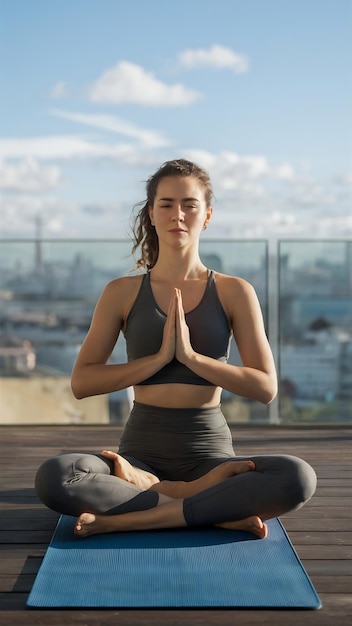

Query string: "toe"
[102, 450, 115, 457]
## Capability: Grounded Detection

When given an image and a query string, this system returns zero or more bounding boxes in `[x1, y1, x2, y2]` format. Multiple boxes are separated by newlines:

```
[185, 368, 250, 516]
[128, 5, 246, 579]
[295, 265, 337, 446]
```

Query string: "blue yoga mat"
[27, 515, 321, 609]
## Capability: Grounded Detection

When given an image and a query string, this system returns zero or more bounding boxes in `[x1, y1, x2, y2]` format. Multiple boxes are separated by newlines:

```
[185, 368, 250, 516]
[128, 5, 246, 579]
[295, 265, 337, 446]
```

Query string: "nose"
[171, 205, 185, 221]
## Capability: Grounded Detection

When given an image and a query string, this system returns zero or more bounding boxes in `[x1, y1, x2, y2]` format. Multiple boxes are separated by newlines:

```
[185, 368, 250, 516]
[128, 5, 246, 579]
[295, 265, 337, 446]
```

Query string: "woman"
[35, 159, 317, 539]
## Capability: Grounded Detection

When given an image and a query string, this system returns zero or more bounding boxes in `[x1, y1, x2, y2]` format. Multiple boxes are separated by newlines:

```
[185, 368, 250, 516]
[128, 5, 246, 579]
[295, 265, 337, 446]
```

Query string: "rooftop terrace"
[1, 423, 351, 625]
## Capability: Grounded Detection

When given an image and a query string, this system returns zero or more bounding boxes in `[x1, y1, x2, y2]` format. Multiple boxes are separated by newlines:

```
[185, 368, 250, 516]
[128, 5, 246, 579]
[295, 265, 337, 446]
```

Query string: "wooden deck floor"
[0, 424, 351, 625]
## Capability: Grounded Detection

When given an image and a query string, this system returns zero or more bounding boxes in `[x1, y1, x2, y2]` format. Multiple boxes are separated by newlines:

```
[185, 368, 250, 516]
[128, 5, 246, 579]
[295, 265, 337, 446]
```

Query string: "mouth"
[169, 228, 186, 233]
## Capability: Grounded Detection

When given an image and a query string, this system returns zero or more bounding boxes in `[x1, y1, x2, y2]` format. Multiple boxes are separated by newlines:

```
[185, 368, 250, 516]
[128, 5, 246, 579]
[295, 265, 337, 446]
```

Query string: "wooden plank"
[302, 560, 352, 575]
[0, 575, 35, 594]
[283, 519, 352, 532]
[0, 516, 54, 526]
[314, 488, 352, 496]
[0, 598, 351, 626]
[288, 532, 352, 545]
[310, 576, 352, 593]
[305, 498, 352, 506]
[296, 545, 352, 559]
[0, 530, 54, 544]
[283, 507, 352, 519]
[0, 555, 44, 576]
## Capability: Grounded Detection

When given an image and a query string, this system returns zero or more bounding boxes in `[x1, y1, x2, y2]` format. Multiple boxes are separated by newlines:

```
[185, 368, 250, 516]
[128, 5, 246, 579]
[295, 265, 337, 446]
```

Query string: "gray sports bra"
[123, 270, 232, 386]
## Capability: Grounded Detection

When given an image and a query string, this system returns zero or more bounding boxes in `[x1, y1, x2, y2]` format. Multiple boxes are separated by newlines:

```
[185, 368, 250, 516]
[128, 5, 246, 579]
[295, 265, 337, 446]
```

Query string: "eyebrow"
[157, 197, 200, 202]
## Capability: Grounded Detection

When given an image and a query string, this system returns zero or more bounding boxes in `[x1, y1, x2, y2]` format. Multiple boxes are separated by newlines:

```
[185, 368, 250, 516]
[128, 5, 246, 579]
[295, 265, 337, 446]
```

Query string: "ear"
[204, 205, 213, 227]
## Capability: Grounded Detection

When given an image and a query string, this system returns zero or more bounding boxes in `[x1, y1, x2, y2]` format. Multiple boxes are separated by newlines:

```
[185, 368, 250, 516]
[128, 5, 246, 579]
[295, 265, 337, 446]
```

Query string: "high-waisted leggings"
[35, 402, 317, 526]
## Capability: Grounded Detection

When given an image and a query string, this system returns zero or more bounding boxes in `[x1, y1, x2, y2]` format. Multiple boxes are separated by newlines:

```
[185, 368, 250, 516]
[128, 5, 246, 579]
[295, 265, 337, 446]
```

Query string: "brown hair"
[131, 159, 213, 270]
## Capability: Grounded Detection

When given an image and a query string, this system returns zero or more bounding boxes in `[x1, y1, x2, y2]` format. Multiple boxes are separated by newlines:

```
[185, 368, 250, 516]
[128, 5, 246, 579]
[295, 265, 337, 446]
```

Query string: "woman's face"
[149, 176, 212, 248]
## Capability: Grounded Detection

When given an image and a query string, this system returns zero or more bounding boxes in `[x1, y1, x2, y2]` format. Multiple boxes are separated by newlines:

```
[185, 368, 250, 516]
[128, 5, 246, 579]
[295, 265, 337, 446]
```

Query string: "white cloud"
[0, 193, 132, 239]
[50, 109, 170, 148]
[49, 81, 69, 99]
[46, 217, 64, 234]
[335, 171, 352, 186]
[0, 158, 62, 192]
[1, 141, 350, 241]
[211, 200, 352, 241]
[0, 136, 96, 160]
[0, 194, 65, 237]
[0, 135, 158, 164]
[180, 149, 352, 240]
[286, 178, 336, 208]
[274, 164, 295, 181]
[178, 45, 249, 73]
[89, 61, 202, 106]
[183, 149, 273, 190]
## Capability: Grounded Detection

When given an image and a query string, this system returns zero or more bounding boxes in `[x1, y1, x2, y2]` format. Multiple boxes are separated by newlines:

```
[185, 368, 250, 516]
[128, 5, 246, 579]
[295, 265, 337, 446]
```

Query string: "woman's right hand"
[158, 289, 177, 365]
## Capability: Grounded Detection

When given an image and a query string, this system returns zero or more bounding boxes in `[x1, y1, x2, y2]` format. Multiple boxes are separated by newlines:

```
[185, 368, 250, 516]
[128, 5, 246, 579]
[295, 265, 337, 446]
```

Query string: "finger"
[166, 289, 177, 320]
[175, 293, 181, 328]
[174, 287, 181, 309]
[176, 289, 185, 322]
[167, 289, 175, 313]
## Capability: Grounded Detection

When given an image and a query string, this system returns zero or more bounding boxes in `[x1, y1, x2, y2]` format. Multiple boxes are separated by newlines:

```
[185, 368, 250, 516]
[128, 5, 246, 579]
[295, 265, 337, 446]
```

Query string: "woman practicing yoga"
[35, 158, 317, 539]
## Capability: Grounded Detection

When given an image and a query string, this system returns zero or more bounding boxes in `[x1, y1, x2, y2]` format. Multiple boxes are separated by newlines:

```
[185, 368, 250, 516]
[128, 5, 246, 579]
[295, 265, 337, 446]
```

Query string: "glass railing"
[0, 239, 351, 425]
[278, 240, 352, 423]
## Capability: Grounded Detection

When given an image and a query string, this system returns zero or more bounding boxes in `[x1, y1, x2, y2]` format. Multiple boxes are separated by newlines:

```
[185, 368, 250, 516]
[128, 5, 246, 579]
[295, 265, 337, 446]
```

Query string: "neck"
[151, 249, 207, 281]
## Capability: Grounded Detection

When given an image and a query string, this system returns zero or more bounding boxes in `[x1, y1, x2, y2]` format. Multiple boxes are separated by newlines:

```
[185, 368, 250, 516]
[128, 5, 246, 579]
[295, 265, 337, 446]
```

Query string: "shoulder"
[102, 274, 145, 298]
[212, 271, 260, 322]
[213, 271, 256, 299]
[95, 274, 145, 320]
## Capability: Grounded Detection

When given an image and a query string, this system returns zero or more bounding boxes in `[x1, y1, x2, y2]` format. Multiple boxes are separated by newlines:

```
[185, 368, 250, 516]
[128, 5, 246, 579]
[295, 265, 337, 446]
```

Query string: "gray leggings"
[35, 402, 317, 526]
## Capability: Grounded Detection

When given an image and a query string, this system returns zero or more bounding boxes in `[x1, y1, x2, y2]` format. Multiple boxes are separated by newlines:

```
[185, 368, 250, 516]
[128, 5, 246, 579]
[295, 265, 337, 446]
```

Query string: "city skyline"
[1, 237, 351, 423]
[0, 0, 351, 242]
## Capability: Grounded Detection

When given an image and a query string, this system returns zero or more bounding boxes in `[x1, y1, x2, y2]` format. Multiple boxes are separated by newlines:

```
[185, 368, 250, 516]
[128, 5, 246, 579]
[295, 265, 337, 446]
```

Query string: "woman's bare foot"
[75, 499, 186, 538]
[74, 511, 268, 540]
[217, 515, 268, 539]
[101, 450, 160, 489]
[75, 513, 113, 537]
[152, 460, 255, 498]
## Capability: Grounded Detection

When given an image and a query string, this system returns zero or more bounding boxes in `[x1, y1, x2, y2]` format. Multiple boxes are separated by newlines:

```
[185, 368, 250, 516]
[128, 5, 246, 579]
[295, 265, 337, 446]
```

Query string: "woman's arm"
[175, 277, 278, 404]
[71, 277, 176, 399]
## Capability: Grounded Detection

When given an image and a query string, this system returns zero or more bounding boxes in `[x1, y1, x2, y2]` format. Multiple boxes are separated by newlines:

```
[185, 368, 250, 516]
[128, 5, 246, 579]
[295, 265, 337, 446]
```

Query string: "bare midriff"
[134, 383, 222, 409]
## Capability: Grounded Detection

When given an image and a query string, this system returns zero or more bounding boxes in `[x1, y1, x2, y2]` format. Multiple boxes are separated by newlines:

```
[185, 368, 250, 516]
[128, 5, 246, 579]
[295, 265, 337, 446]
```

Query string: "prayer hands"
[174, 288, 194, 364]
[159, 288, 194, 365]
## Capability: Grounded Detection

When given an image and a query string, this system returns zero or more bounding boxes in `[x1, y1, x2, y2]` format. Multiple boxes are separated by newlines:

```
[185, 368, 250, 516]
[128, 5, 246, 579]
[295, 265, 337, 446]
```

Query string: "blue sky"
[0, 0, 351, 241]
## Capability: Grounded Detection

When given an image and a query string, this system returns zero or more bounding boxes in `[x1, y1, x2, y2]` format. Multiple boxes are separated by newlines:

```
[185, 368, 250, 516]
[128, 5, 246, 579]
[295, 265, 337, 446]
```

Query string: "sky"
[0, 0, 351, 243]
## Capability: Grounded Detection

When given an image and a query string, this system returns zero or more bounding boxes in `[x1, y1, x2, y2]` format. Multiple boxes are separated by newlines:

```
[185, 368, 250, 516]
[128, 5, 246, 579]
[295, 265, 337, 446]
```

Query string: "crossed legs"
[35, 450, 316, 540]
[74, 452, 267, 539]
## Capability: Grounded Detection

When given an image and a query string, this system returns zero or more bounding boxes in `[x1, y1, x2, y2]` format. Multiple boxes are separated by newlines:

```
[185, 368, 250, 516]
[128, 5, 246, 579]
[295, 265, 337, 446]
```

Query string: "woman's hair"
[131, 158, 213, 270]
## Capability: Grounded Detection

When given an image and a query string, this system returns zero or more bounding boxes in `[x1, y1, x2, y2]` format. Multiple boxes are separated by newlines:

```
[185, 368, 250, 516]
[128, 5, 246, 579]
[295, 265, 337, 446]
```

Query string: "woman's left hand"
[174, 288, 195, 364]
